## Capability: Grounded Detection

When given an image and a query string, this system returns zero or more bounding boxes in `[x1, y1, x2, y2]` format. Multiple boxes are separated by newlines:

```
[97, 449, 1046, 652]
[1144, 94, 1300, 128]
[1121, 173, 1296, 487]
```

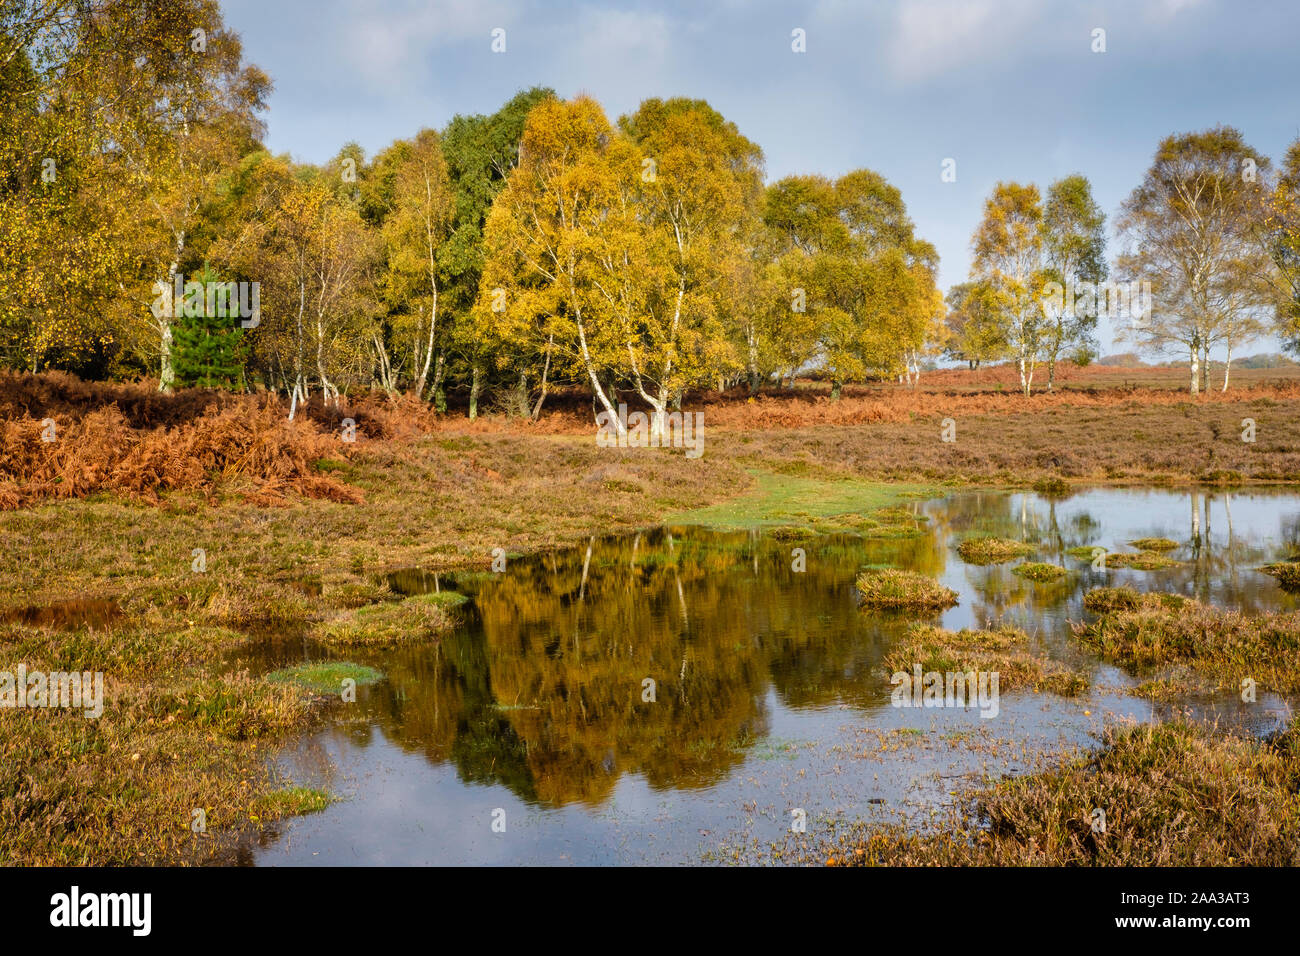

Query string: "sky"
[220, 0, 1299, 355]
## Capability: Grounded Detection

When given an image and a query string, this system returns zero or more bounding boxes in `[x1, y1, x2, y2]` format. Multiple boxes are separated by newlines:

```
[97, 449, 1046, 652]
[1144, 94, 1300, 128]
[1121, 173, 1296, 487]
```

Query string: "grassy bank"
[821, 719, 1300, 866]
[1074, 587, 1300, 695]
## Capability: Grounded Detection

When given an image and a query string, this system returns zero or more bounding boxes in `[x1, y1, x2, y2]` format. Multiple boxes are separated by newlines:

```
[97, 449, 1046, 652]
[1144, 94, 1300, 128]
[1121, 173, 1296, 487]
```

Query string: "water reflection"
[244, 487, 1300, 863]
[360, 527, 948, 807]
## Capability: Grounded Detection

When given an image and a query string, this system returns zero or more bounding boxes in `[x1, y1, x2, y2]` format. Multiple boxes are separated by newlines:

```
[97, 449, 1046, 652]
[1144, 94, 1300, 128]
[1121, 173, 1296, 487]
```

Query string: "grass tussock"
[1031, 476, 1070, 497]
[1076, 589, 1300, 693]
[1129, 537, 1178, 551]
[1105, 550, 1183, 570]
[310, 591, 464, 646]
[1260, 562, 1300, 590]
[1065, 545, 1105, 560]
[956, 536, 1034, 565]
[825, 720, 1300, 866]
[266, 662, 385, 695]
[882, 623, 1088, 695]
[856, 568, 958, 610]
[767, 525, 816, 542]
[1012, 561, 1068, 582]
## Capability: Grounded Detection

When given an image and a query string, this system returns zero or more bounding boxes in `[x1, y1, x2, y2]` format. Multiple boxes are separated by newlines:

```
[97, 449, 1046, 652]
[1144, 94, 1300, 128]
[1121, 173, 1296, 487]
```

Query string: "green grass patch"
[255, 786, 332, 817]
[1129, 537, 1178, 551]
[667, 471, 933, 530]
[1066, 545, 1105, 560]
[1106, 550, 1182, 570]
[956, 536, 1034, 565]
[767, 525, 816, 542]
[1012, 562, 1068, 582]
[265, 661, 385, 694]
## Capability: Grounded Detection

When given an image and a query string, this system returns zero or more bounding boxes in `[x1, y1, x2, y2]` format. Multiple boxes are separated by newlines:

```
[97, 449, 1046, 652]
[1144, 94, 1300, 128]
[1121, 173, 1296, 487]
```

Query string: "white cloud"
[885, 0, 1043, 84]
[335, 0, 522, 91]
[1148, 0, 1208, 20]
[568, 7, 672, 72]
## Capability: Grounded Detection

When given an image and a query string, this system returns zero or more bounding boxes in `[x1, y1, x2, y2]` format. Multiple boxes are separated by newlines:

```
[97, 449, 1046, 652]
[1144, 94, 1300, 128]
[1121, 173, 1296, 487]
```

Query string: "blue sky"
[221, 0, 1299, 354]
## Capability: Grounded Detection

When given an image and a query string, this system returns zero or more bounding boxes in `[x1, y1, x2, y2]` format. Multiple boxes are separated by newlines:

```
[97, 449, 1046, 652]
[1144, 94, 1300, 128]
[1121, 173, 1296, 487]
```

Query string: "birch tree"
[380, 128, 453, 400]
[1040, 174, 1106, 390]
[971, 182, 1047, 395]
[1115, 127, 1272, 394]
[478, 95, 628, 432]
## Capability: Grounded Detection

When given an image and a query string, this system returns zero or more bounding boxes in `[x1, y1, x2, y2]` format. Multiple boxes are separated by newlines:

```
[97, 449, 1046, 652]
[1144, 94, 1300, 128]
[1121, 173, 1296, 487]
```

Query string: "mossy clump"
[856, 568, 957, 610]
[1065, 545, 1106, 560]
[1083, 586, 1141, 613]
[1011, 562, 1068, 582]
[1031, 476, 1070, 497]
[1106, 550, 1182, 570]
[956, 536, 1034, 565]
[767, 525, 816, 542]
[1261, 562, 1300, 591]
[256, 786, 332, 817]
[265, 661, 384, 695]
[311, 591, 463, 646]
[1129, 537, 1178, 552]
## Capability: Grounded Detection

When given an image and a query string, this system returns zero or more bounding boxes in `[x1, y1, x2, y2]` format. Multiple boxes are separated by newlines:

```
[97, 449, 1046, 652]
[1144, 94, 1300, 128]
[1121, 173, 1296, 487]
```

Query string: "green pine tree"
[172, 264, 248, 389]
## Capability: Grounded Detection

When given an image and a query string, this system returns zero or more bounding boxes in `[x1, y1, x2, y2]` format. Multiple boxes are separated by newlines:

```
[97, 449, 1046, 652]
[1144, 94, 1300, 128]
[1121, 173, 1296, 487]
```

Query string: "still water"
[242, 487, 1299, 865]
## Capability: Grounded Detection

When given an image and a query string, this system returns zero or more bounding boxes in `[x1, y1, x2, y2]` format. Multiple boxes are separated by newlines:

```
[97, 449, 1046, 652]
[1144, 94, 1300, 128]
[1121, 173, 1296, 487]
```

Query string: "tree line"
[3, 1, 1298, 414]
[946, 131, 1300, 395]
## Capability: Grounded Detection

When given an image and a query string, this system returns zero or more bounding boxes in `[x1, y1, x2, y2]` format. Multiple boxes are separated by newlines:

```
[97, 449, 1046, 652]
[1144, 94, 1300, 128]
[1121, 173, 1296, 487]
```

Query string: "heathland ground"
[2, 365, 1299, 864]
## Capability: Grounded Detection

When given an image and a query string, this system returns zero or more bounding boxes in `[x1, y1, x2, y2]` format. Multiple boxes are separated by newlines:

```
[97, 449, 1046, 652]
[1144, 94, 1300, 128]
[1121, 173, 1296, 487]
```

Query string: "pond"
[240, 487, 1300, 865]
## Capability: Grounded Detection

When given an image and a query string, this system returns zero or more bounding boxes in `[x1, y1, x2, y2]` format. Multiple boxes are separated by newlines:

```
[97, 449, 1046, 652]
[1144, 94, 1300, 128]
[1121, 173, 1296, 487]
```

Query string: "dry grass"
[3, 368, 1300, 865]
[955, 536, 1035, 565]
[0, 618, 320, 865]
[856, 569, 958, 610]
[310, 592, 465, 646]
[5, 372, 1300, 514]
[1260, 562, 1300, 590]
[881, 623, 1088, 695]
[1075, 589, 1300, 694]
[824, 720, 1300, 866]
